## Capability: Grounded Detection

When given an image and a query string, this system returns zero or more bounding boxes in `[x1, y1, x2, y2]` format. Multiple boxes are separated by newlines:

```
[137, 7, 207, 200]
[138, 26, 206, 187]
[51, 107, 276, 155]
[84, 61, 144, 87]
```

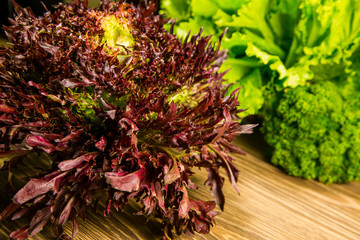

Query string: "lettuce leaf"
[160, 0, 190, 21]
[161, 0, 360, 116]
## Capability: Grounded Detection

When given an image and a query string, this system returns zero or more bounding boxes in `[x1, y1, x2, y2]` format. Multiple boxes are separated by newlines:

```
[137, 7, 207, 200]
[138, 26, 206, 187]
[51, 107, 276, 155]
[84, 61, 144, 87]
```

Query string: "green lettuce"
[161, 0, 360, 116]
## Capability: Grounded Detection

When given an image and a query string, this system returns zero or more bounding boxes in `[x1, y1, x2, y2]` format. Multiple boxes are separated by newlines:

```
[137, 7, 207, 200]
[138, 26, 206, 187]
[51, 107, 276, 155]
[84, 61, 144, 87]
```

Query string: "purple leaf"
[160, 101, 177, 124]
[33, 194, 47, 204]
[142, 196, 155, 215]
[151, 96, 165, 112]
[59, 79, 82, 88]
[222, 157, 240, 194]
[210, 144, 240, 194]
[26, 135, 54, 153]
[58, 152, 99, 171]
[164, 161, 180, 184]
[154, 181, 166, 213]
[211, 106, 231, 143]
[12, 208, 31, 221]
[105, 168, 145, 192]
[24, 121, 50, 128]
[9, 227, 29, 240]
[38, 42, 60, 55]
[95, 136, 107, 151]
[237, 124, 258, 134]
[58, 196, 76, 225]
[11, 0, 24, 15]
[60, 130, 84, 143]
[118, 118, 139, 134]
[0, 202, 21, 221]
[0, 104, 16, 113]
[71, 219, 79, 239]
[29, 206, 52, 236]
[196, 90, 215, 113]
[13, 172, 68, 204]
[106, 110, 116, 119]
[178, 186, 190, 219]
[205, 168, 225, 210]
[172, 133, 188, 147]
[190, 199, 216, 215]
[193, 217, 209, 234]
[100, 97, 115, 110]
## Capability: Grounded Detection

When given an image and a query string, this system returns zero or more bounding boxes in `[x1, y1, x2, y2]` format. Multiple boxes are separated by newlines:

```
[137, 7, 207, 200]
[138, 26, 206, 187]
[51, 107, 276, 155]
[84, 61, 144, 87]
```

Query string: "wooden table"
[1, 134, 360, 240]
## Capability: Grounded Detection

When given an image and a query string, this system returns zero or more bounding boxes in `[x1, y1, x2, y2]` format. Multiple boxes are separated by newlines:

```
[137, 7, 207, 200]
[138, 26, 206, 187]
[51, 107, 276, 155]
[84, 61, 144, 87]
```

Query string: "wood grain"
[1, 135, 360, 240]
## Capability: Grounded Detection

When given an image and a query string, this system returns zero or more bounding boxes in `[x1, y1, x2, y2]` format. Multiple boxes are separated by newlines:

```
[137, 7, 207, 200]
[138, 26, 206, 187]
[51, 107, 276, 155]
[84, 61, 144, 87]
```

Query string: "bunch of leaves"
[261, 79, 360, 183]
[0, 0, 255, 239]
[161, 0, 360, 116]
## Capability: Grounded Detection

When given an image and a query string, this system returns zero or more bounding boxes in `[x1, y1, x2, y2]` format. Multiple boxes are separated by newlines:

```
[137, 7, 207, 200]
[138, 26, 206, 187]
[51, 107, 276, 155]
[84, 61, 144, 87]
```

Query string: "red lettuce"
[0, 0, 255, 239]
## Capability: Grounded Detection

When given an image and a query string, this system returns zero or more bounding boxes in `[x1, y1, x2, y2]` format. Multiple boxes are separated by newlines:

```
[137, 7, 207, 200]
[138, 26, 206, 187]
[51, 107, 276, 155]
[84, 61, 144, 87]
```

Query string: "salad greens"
[162, 0, 360, 183]
[161, 0, 360, 116]
[0, 1, 254, 239]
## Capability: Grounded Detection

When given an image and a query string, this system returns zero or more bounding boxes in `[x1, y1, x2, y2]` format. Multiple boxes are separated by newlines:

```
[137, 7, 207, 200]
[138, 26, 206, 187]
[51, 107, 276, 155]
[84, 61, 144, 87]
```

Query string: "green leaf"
[160, 0, 190, 21]
[101, 15, 134, 50]
[213, 0, 249, 13]
[190, 0, 218, 17]
[175, 17, 216, 40]
[162, 0, 360, 117]
[227, 69, 264, 116]
[245, 42, 287, 79]
[215, 0, 276, 41]
[220, 58, 251, 84]
[213, 9, 233, 26]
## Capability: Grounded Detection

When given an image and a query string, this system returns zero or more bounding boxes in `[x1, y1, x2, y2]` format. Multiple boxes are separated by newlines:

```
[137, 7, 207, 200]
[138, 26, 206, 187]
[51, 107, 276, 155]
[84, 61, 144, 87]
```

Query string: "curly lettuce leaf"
[225, 69, 264, 116]
[190, 0, 218, 17]
[160, 0, 190, 21]
[162, 0, 360, 116]
[176, 17, 217, 40]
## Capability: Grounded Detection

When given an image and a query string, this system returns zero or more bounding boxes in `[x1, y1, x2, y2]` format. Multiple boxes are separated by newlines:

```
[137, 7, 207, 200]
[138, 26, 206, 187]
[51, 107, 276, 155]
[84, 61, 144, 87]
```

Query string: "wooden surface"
[1, 134, 360, 240]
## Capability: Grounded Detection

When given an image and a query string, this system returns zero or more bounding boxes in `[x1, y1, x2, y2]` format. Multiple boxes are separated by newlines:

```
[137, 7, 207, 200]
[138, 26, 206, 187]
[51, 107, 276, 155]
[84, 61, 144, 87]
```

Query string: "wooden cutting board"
[1, 134, 360, 240]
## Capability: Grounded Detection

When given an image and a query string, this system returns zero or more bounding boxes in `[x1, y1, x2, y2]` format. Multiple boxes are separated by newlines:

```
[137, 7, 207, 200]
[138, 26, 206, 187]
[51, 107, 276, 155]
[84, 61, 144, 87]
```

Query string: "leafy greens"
[0, 0, 255, 239]
[161, 0, 360, 116]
